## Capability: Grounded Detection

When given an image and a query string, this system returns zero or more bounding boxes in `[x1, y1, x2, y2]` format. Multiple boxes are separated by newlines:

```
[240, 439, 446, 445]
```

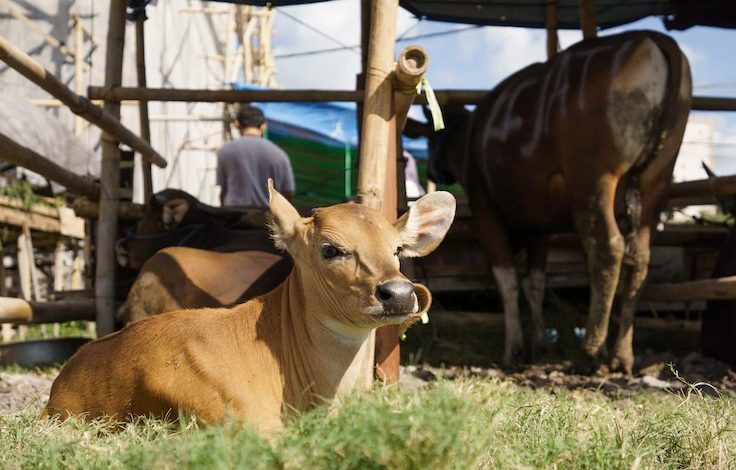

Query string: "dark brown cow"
[415, 31, 691, 372]
[119, 189, 276, 270]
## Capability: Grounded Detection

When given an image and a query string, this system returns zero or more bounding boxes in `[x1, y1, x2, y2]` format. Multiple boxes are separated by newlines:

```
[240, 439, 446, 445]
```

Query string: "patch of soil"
[0, 371, 56, 414]
[401, 350, 736, 398]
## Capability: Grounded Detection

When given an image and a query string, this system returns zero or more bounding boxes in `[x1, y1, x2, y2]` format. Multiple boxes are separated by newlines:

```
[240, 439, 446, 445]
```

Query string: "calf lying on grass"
[43, 181, 455, 433]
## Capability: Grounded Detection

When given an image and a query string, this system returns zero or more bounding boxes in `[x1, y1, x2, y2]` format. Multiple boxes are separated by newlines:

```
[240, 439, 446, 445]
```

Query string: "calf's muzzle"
[375, 280, 416, 315]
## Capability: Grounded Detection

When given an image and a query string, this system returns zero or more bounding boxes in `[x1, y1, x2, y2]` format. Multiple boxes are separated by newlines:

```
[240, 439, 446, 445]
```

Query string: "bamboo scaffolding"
[0, 34, 167, 168]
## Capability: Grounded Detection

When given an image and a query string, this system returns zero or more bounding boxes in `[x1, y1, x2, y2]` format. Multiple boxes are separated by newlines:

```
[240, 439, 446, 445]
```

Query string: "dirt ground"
[2, 350, 734, 416]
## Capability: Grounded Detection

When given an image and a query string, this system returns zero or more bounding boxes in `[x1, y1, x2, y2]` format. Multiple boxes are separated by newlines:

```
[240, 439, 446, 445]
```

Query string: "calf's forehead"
[312, 204, 398, 247]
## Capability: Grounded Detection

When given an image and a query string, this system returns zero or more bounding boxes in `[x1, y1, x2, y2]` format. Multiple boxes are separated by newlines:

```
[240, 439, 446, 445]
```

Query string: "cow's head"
[404, 105, 473, 186]
[267, 179, 455, 330]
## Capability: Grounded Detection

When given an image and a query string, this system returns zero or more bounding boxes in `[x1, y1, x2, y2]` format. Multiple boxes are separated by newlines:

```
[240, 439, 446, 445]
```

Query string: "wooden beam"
[578, 0, 597, 39]
[0, 297, 95, 323]
[0, 131, 100, 198]
[669, 174, 736, 200]
[86, 86, 736, 113]
[135, 14, 154, 202]
[0, 34, 166, 168]
[95, 0, 126, 337]
[545, 0, 558, 59]
[643, 276, 736, 302]
[72, 198, 145, 221]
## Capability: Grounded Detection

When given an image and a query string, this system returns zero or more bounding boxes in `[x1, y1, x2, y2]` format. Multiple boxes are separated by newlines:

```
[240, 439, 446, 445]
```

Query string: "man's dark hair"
[236, 104, 266, 129]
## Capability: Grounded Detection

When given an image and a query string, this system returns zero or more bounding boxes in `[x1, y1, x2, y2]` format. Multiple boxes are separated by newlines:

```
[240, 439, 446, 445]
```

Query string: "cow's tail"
[646, 32, 693, 168]
[623, 33, 691, 252]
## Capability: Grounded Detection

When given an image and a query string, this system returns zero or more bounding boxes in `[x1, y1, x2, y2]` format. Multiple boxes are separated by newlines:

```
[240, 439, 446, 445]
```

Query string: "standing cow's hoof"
[530, 331, 548, 363]
[503, 345, 525, 371]
[610, 354, 634, 376]
[574, 351, 605, 375]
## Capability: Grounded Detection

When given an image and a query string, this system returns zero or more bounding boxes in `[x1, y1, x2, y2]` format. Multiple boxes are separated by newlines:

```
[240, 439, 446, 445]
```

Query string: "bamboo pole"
[0, 131, 100, 198]
[357, 0, 398, 211]
[95, 0, 126, 337]
[73, 15, 86, 137]
[357, 0, 400, 382]
[545, 0, 559, 58]
[578, 0, 597, 39]
[72, 198, 145, 221]
[135, 14, 154, 202]
[0, 297, 95, 324]
[0, 34, 167, 168]
[84, 87, 736, 111]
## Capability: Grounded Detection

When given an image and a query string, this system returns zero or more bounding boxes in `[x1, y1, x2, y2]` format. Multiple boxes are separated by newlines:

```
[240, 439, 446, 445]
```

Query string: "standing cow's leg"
[522, 236, 548, 360]
[571, 177, 625, 369]
[612, 165, 677, 374]
[611, 224, 650, 374]
[470, 194, 523, 368]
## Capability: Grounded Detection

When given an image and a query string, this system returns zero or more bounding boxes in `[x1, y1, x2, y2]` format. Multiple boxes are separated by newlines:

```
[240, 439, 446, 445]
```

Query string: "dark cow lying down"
[410, 31, 691, 373]
[119, 188, 276, 270]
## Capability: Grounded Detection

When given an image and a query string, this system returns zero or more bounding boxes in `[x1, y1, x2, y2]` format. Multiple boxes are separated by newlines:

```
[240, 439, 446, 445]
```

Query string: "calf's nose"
[375, 280, 415, 314]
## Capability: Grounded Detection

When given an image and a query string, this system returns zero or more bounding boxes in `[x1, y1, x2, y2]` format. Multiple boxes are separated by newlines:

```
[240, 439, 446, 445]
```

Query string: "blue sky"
[270, 0, 736, 173]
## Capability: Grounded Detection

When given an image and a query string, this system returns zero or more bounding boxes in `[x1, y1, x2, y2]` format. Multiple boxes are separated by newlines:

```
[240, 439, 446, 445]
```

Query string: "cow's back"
[122, 246, 292, 323]
[468, 31, 685, 232]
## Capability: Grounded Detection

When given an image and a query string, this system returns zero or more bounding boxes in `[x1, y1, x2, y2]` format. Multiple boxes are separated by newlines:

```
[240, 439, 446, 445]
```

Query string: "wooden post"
[135, 14, 154, 202]
[0, 34, 166, 168]
[578, 0, 597, 39]
[545, 0, 559, 58]
[357, 0, 400, 382]
[0, 251, 11, 343]
[17, 225, 32, 340]
[52, 241, 66, 337]
[95, 0, 127, 337]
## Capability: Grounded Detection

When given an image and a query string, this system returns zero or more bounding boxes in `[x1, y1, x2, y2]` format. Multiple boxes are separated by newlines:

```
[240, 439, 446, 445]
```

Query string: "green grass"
[1, 378, 734, 469]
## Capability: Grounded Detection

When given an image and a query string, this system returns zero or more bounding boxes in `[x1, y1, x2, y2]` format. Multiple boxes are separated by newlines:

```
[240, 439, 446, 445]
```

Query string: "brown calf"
[44, 181, 455, 433]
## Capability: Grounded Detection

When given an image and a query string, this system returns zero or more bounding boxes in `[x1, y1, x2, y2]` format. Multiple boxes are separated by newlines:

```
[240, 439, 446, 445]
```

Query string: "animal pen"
[0, 0, 735, 377]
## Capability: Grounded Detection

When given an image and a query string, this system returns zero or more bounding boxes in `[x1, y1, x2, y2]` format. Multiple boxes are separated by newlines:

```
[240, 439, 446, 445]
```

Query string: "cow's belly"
[482, 163, 573, 233]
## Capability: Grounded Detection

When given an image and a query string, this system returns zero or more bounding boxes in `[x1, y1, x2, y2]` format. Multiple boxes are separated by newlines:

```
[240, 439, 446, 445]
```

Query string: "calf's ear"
[395, 191, 456, 257]
[267, 178, 302, 250]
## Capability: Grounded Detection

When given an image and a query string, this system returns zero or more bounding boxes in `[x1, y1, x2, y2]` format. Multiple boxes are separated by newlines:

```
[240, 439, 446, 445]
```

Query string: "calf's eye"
[321, 244, 343, 261]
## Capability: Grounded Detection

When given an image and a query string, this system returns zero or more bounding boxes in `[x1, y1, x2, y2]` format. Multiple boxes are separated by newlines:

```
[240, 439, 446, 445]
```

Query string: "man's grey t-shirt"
[216, 136, 295, 208]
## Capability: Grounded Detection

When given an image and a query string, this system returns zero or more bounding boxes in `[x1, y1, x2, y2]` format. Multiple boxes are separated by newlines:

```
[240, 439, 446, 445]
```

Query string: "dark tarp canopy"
[200, 0, 736, 31]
